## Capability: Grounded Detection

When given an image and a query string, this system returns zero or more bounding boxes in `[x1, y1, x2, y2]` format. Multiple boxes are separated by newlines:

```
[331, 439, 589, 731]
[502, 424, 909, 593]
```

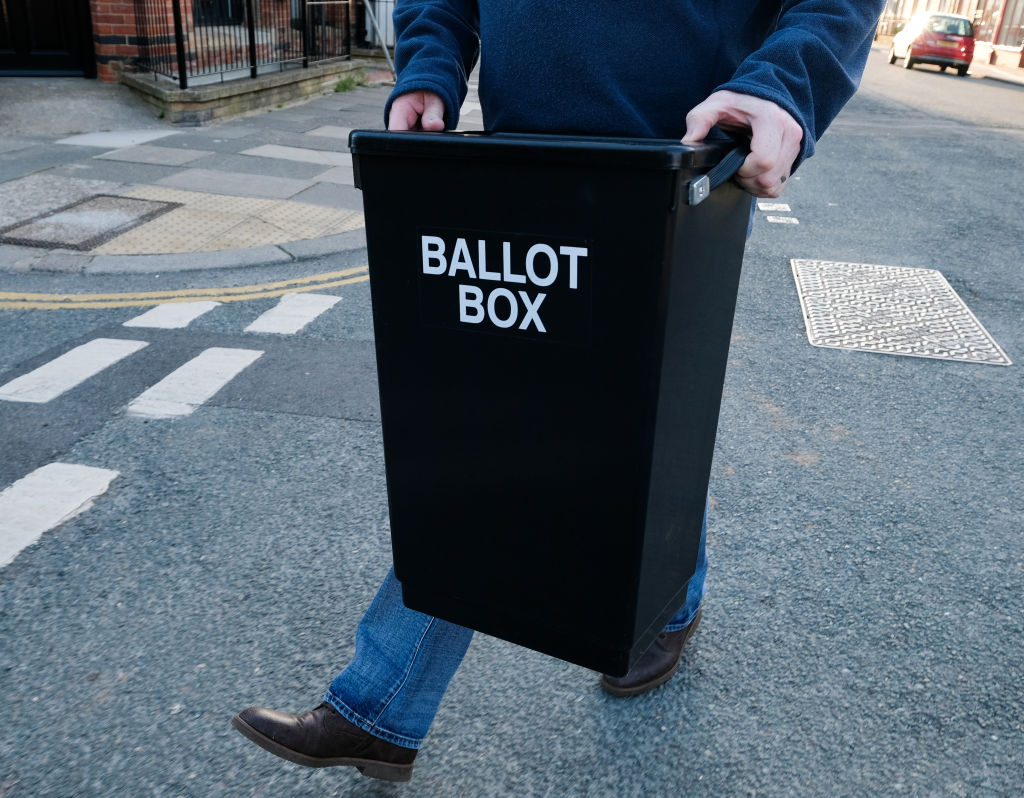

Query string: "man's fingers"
[682, 90, 802, 198]
[387, 95, 419, 131]
[734, 146, 789, 198]
[681, 105, 717, 144]
[387, 91, 447, 131]
[420, 93, 446, 131]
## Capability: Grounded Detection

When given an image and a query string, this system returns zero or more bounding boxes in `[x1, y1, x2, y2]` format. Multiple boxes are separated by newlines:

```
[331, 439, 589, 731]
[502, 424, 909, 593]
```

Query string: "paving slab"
[305, 125, 354, 140]
[267, 130, 365, 152]
[143, 136, 258, 155]
[95, 145, 213, 166]
[56, 130, 178, 148]
[0, 145, 99, 183]
[156, 168, 314, 199]
[50, 159, 187, 185]
[0, 138, 34, 155]
[289, 182, 363, 210]
[240, 144, 352, 166]
[253, 113, 322, 133]
[185, 124, 259, 140]
[313, 165, 355, 185]
[185, 152, 328, 179]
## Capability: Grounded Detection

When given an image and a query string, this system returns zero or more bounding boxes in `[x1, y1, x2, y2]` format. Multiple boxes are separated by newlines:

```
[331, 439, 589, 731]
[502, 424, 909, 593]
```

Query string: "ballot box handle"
[686, 146, 750, 206]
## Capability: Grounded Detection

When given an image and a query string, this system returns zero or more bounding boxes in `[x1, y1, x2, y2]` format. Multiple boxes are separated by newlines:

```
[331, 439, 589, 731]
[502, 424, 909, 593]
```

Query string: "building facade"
[1, 0, 378, 82]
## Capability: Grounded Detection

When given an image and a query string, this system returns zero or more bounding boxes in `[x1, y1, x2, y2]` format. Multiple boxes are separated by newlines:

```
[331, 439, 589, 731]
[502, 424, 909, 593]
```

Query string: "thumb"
[420, 93, 446, 131]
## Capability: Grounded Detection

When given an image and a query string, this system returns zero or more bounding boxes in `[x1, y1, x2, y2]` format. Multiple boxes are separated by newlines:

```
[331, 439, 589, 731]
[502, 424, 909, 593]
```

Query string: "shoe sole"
[231, 714, 414, 782]
[599, 660, 682, 697]
[599, 610, 702, 698]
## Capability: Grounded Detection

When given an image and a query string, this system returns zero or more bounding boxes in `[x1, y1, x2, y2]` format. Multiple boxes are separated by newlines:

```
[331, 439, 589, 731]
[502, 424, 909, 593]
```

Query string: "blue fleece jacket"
[386, 1, 885, 168]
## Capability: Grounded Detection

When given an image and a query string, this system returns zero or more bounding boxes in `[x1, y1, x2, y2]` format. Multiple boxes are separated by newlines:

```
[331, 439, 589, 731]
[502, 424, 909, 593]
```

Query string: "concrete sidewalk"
[0, 74, 438, 276]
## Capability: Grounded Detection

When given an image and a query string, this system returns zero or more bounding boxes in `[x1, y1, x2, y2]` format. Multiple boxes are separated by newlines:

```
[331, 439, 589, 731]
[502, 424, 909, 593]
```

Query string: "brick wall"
[90, 0, 140, 81]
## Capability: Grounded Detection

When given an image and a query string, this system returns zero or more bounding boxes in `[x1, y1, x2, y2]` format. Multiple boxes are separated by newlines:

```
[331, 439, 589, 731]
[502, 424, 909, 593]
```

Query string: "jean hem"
[661, 596, 705, 633]
[322, 691, 423, 750]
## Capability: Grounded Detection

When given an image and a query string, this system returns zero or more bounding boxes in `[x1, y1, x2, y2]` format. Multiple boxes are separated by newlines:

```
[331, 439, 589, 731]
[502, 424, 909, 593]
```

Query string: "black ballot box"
[349, 131, 750, 676]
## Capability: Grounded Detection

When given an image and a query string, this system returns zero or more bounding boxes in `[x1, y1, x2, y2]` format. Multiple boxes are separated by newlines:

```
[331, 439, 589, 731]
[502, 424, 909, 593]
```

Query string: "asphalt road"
[1, 49, 1022, 796]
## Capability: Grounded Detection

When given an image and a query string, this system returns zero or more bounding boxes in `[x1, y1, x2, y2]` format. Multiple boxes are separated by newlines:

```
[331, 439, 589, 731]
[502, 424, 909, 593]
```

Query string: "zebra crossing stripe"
[0, 338, 149, 404]
[123, 300, 221, 329]
[127, 347, 263, 419]
[244, 293, 341, 334]
[0, 463, 120, 568]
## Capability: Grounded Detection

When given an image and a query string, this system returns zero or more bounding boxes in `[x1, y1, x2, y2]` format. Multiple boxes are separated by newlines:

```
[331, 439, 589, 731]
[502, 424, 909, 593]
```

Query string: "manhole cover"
[0, 194, 180, 251]
[791, 259, 1011, 366]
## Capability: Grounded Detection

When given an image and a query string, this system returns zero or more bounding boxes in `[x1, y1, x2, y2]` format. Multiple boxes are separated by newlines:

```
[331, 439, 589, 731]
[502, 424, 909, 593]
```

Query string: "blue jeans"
[325, 508, 708, 749]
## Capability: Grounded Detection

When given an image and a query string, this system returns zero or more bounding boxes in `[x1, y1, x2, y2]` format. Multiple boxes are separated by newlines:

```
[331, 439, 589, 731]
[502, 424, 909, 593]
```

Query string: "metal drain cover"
[791, 259, 1011, 366]
[0, 194, 180, 251]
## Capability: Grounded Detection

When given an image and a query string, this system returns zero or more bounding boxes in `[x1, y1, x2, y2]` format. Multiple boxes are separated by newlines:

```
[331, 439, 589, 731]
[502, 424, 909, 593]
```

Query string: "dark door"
[0, 0, 96, 76]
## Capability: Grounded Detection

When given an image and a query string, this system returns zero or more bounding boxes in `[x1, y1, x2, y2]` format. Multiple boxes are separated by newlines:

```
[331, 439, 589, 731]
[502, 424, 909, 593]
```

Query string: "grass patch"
[334, 72, 364, 93]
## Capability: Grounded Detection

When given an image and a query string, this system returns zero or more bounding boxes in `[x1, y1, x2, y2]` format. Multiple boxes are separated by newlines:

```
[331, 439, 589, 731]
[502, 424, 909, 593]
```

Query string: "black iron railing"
[134, 0, 353, 89]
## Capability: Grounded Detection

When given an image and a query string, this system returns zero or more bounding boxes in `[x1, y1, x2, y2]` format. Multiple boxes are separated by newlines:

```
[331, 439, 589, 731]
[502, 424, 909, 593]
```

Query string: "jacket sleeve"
[717, 0, 886, 167]
[384, 0, 480, 129]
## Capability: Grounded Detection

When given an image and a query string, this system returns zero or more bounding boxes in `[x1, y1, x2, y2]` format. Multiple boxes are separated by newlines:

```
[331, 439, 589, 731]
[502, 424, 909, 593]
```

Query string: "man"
[232, 0, 885, 783]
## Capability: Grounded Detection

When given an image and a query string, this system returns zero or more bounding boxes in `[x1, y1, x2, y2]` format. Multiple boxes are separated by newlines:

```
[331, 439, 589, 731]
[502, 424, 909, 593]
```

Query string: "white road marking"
[127, 347, 263, 418]
[0, 463, 119, 568]
[0, 338, 149, 404]
[244, 293, 341, 334]
[766, 216, 800, 224]
[123, 301, 221, 329]
[758, 202, 791, 212]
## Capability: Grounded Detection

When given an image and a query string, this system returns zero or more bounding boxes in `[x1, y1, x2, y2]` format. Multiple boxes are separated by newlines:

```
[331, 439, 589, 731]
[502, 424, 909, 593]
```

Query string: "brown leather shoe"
[231, 702, 416, 782]
[600, 609, 702, 697]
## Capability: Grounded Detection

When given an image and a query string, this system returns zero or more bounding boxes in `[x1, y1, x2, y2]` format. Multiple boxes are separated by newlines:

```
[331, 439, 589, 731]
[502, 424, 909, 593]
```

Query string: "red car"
[888, 12, 975, 76]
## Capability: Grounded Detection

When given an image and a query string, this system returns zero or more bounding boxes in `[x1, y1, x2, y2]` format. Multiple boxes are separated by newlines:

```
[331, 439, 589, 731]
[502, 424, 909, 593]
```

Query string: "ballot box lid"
[348, 130, 732, 177]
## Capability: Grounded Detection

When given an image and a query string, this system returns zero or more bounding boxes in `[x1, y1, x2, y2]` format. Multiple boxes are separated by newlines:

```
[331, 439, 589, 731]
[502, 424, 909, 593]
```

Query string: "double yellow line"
[0, 266, 369, 310]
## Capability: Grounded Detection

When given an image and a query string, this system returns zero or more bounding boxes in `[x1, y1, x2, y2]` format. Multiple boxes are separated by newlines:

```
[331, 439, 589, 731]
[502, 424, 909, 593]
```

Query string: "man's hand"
[388, 90, 446, 131]
[682, 90, 803, 198]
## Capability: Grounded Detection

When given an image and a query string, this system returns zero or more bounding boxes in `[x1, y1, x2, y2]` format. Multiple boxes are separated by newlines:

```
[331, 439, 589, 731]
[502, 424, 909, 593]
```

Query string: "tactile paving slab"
[0, 194, 180, 251]
[791, 259, 1012, 366]
[92, 186, 364, 254]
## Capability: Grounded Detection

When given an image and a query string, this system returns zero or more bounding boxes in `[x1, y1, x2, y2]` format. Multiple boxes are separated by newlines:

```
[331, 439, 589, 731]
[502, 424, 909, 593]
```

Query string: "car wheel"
[957, 66, 969, 76]
[903, 50, 914, 69]
[888, 45, 897, 64]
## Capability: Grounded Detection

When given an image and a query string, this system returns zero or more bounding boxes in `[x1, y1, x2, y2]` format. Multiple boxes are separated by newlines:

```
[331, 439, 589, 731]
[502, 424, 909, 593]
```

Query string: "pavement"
[0, 46, 1020, 278]
[0, 72, 415, 276]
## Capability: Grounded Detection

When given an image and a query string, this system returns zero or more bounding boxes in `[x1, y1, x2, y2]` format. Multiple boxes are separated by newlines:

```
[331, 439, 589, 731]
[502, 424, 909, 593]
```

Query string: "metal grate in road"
[791, 259, 1012, 366]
